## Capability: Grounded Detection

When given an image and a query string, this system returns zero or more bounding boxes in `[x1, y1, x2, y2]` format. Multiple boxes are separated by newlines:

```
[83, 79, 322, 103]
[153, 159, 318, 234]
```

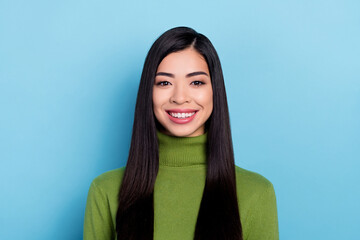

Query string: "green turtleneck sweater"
[83, 131, 279, 240]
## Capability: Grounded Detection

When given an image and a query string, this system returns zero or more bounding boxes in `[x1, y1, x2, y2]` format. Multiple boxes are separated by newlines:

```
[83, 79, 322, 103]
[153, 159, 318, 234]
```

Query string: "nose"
[170, 84, 191, 104]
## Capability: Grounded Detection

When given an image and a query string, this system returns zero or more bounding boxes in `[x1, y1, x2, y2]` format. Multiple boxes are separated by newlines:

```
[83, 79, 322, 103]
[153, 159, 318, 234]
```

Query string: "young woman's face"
[153, 47, 213, 137]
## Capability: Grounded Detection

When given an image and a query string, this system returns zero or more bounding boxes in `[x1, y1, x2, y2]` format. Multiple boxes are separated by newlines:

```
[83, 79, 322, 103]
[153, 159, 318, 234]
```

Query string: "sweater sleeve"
[245, 181, 279, 240]
[83, 181, 115, 240]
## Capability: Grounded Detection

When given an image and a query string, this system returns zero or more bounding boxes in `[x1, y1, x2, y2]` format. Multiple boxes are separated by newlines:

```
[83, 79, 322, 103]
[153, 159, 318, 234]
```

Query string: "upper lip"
[166, 109, 198, 113]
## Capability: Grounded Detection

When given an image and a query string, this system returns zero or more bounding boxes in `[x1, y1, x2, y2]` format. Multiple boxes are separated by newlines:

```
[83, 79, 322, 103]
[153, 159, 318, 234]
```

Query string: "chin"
[164, 125, 204, 137]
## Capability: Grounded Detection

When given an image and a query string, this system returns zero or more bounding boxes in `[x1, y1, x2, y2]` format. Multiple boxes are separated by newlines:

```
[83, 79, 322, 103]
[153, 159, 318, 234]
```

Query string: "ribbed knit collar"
[157, 130, 207, 167]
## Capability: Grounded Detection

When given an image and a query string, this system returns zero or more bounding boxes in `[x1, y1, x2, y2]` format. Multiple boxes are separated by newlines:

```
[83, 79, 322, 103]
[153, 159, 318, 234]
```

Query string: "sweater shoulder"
[235, 166, 273, 187]
[91, 167, 126, 194]
[235, 165, 275, 200]
[235, 166, 279, 239]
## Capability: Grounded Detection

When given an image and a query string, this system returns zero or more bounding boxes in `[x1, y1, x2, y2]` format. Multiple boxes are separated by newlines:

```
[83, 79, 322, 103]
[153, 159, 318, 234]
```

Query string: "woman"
[83, 27, 279, 240]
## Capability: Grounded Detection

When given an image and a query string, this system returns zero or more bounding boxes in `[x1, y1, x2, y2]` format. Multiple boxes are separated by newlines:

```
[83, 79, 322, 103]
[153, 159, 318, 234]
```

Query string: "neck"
[157, 130, 207, 167]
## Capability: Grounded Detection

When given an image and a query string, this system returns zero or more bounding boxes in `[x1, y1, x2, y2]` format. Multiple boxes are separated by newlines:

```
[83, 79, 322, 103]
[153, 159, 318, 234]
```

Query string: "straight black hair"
[116, 26, 242, 240]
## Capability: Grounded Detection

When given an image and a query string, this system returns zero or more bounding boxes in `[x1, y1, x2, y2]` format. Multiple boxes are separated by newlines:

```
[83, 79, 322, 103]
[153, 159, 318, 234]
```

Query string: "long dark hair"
[116, 27, 242, 240]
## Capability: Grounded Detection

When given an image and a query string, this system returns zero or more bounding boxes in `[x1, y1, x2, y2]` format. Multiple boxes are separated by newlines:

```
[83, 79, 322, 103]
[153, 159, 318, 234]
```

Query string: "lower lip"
[167, 111, 197, 124]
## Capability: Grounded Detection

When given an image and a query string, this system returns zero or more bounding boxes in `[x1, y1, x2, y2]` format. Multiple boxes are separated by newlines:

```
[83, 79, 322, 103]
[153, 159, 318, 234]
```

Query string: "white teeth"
[169, 112, 196, 119]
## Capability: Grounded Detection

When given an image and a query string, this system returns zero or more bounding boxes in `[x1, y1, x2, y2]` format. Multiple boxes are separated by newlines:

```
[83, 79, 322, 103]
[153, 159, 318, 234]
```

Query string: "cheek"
[152, 95, 162, 123]
[152, 89, 166, 115]
[197, 88, 213, 112]
[152, 89, 160, 109]
[206, 95, 214, 114]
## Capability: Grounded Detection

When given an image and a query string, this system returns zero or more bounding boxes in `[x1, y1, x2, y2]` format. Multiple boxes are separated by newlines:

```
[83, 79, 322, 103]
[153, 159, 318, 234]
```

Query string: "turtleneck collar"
[156, 130, 207, 167]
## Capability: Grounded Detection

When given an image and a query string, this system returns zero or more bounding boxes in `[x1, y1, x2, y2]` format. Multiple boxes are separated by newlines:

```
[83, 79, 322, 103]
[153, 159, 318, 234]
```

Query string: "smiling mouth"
[166, 111, 198, 119]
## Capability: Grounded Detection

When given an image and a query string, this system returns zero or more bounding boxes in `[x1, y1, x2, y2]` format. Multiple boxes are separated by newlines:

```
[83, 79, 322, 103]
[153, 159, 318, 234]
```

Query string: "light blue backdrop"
[1, 0, 359, 239]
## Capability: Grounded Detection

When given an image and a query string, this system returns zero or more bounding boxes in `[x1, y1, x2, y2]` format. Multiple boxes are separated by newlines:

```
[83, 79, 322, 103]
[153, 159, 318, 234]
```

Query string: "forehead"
[156, 48, 209, 75]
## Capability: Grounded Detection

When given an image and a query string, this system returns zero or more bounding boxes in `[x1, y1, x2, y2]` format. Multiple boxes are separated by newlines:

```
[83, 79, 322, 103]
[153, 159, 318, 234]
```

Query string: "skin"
[153, 47, 213, 137]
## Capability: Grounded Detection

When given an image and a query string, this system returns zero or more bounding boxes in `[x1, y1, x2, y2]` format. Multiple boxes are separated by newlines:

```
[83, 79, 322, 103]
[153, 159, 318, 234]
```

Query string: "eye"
[156, 81, 172, 86]
[191, 81, 205, 86]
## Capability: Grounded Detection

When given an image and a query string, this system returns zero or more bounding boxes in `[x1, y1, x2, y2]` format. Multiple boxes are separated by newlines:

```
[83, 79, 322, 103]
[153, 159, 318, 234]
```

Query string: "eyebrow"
[155, 71, 209, 78]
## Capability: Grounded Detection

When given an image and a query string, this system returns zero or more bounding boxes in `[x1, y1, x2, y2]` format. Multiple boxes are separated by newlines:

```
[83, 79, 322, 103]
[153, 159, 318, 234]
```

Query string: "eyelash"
[191, 81, 204, 86]
[156, 81, 205, 86]
[156, 81, 171, 86]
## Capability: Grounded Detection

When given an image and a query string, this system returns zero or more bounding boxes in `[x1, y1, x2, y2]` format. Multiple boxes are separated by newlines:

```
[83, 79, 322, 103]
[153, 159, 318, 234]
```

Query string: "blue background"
[1, 0, 359, 239]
